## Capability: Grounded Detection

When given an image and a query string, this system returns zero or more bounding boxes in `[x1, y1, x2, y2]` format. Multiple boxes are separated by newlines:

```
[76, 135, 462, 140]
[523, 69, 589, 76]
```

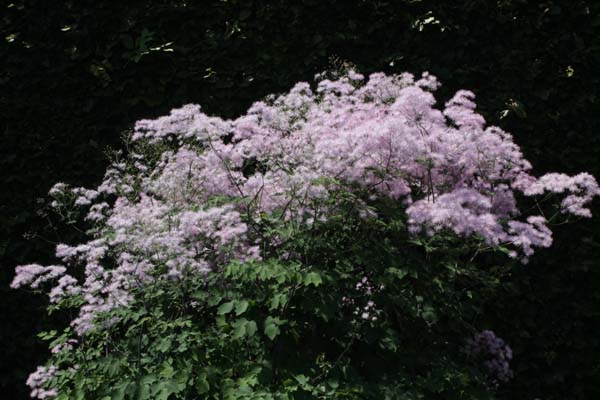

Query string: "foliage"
[38, 253, 494, 400]
[2, 1, 600, 399]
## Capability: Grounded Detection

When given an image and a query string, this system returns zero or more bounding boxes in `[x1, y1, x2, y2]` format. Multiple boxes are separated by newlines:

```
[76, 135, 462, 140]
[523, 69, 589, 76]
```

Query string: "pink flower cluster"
[26, 366, 57, 399]
[11, 70, 599, 397]
[10, 264, 66, 290]
[465, 330, 513, 384]
[343, 276, 384, 323]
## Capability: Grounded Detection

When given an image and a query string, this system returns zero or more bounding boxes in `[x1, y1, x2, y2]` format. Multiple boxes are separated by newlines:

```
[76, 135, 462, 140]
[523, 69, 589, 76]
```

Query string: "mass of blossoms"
[12, 70, 599, 397]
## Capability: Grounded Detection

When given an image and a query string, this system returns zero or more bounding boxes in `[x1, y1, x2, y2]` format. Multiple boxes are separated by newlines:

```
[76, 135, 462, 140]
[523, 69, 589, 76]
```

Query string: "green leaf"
[159, 362, 175, 378]
[264, 317, 280, 340]
[196, 373, 210, 394]
[110, 380, 131, 400]
[235, 300, 249, 316]
[387, 267, 409, 280]
[270, 293, 288, 310]
[153, 380, 186, 400]
[38, 330, 57, 341]
[304, 272, 323, 287]
[217, 301, 235, 315]
[245, 320, 258, 336]
[294, 374, 308, 386]
[233, 318, 248, 339]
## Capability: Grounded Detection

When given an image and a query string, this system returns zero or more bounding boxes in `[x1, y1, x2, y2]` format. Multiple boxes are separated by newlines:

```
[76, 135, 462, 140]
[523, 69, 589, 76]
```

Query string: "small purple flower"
[466, 330, 513, 384]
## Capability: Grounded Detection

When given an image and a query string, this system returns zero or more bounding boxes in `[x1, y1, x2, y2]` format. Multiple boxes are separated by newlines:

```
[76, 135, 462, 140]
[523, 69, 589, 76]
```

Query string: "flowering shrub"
[12, 70, 599, 399]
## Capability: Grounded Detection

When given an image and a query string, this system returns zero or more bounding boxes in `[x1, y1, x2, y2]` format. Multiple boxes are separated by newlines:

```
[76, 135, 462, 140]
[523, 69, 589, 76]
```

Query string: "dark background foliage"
[1, 0, 599, 398]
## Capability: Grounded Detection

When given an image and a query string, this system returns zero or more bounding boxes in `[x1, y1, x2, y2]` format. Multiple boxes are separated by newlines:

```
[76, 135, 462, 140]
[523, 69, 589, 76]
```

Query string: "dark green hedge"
[1, 1, 599, 398]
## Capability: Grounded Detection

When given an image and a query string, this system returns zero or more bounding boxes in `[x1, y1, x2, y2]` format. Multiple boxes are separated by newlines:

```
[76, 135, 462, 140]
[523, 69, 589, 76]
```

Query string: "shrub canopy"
[12, 71, 598, 399]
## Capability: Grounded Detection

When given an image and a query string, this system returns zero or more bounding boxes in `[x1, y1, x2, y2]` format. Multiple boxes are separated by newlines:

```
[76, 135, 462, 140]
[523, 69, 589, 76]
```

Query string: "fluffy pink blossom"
[11, 264, 66, 289]
[26, 366, 58, 399]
